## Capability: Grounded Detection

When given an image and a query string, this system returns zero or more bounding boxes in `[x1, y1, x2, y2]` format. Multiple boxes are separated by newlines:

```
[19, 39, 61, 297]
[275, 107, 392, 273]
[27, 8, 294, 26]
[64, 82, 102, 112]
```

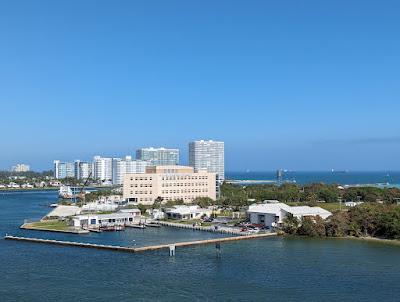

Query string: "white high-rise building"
[54, 160, 75, 179]
[93, 156, 113, 182]
[74, 160, 93, 180]
[136, 147, 179, 166]
[112, 156, 148, 185]
[189, 140, 225, 182]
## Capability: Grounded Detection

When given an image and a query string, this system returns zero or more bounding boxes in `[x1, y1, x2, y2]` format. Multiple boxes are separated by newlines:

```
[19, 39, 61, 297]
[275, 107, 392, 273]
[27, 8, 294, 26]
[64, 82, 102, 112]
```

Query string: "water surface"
[1, 190, 399, 301]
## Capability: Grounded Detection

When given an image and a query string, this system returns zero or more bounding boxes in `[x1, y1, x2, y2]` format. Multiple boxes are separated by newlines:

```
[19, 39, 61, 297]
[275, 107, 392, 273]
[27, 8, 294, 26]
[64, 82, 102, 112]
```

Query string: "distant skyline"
[1, 1, 400, 171]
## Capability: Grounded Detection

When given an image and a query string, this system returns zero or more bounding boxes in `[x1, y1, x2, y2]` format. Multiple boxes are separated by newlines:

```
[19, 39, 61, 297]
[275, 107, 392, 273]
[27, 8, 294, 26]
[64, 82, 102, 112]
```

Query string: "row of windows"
[139, 198, 152, 202]
[130, 184, 153, 188]
[130, 191, 152, 195]
[161, 175, 208, 180]
[163, 195, 209, 201]
[130, 177, 153, 181]
[162, 182, 208, 187]
[161, 189, 209, 194]
[138, 195, 208, 202]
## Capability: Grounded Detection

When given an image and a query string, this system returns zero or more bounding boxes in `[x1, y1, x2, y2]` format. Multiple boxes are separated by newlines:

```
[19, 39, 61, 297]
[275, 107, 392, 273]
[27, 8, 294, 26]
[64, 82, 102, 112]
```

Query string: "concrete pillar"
[169, 245, 176, 256]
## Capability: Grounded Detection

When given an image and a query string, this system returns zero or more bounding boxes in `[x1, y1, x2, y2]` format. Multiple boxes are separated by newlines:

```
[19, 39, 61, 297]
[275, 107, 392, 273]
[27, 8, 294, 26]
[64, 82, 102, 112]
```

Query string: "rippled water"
[227, 171, 400, 186]
[1, 190, 400, 301]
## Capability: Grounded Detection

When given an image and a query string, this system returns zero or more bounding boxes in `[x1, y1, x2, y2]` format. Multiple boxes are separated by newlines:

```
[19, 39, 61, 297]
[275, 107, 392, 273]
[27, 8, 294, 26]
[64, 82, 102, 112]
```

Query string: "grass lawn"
[27, 220, 70, 231]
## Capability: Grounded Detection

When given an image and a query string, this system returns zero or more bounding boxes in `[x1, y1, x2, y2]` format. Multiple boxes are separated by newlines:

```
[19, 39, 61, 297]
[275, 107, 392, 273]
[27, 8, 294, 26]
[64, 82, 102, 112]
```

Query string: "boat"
[145, 223, 161, 228]
[126, 224, 146, 229]
[88, 228, 102, 233]
[58, 186, 74, 199]
[49, 203, 59, 208]
[100, 225, 125, 232]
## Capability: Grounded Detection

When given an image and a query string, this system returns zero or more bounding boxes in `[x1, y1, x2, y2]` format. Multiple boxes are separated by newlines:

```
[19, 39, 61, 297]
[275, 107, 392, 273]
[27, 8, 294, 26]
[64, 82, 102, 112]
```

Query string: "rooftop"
[248, 203, 332, 217]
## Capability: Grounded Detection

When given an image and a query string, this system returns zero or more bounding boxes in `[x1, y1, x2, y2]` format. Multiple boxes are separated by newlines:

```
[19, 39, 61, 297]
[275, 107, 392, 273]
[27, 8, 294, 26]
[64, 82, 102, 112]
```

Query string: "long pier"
[4, 233, 277, 254]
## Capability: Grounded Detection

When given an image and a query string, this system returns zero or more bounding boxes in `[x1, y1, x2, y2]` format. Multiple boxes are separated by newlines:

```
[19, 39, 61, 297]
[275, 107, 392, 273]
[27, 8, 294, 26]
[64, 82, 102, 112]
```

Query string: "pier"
[4, 233, 277, 254]
[157, 221, 255, 236]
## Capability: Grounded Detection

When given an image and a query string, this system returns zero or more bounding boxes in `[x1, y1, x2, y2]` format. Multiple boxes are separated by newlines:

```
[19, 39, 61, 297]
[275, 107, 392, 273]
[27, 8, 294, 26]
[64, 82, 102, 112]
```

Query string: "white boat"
[58, 186, 74, 199]
[49, 203, 58, 208]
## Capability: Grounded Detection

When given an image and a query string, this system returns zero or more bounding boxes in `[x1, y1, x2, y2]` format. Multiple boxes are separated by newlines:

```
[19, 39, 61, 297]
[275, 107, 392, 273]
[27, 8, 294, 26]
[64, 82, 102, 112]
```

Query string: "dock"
[157, 221, 253, 236]
[4, 232, 277, 254]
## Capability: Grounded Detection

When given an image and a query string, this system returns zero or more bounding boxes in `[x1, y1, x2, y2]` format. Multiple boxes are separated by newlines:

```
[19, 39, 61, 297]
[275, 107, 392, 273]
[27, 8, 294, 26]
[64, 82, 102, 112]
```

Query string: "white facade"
[72, 211, 141, 228]
[74, 160, 92, 180]
[112, 156, 148, 185]
[247, 203, 332, 228]
[136, 147, 179, 166]
[189, 140, 225, 181]
[54, 160, 75, 179]
[165, 205, 212, 220]
[93, 156, 113, 182]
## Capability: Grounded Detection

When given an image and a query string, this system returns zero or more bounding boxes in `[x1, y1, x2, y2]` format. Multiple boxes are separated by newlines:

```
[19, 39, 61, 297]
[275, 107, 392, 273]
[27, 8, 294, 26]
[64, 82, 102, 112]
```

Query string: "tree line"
[219, 183, 400, 209]
[282, 203, 400, 240]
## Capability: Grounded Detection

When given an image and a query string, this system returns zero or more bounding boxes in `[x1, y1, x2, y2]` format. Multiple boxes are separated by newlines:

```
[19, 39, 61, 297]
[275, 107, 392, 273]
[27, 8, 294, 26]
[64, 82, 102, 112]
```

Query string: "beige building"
[123, 166, 216, 205]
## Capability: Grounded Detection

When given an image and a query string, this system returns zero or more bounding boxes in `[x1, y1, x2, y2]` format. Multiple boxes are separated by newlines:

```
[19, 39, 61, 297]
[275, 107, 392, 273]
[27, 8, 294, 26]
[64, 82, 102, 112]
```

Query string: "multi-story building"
[74, 160, 93, 180]
[189, 140, 225, 182]
[123, 166, 216, 205]
[136, 147, 179, 166]
[112, 156, 148, 185]
[11, 164, 30, 172]
[53, 160, 75, 179]
[93, 156, 113, 182]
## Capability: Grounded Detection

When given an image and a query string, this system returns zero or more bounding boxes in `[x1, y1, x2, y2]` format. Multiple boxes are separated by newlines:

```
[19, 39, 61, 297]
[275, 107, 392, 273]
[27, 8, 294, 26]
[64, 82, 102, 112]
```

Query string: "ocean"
[1, 190, 400, 301]
[226, 171, 400, 186]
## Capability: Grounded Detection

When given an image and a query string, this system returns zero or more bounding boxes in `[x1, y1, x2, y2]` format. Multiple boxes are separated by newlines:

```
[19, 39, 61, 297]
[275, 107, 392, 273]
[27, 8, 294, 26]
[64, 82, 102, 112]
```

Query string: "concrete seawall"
[4, 233, 277, 254]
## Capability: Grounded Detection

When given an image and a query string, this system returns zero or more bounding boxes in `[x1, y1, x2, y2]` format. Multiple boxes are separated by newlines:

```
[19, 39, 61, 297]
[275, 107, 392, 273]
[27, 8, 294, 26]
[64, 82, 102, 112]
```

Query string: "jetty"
[4, 232, 277, 254]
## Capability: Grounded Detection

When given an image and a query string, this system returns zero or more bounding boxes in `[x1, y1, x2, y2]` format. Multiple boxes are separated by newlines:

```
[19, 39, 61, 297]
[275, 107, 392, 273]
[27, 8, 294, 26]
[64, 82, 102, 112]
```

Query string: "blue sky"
[0, 0, 399, 171]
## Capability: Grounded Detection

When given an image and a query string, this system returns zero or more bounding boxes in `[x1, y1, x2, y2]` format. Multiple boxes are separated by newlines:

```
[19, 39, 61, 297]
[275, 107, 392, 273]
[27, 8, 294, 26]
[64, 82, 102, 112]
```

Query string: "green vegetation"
[219, 182, 400, 209]
[193, 197, 214, 208]
[84, 190, 120, 203]
[164, 199, 185, 207]
[282, 203, 400, 240]
[26, 220, 70, 231]
[286, 202, 343, 212]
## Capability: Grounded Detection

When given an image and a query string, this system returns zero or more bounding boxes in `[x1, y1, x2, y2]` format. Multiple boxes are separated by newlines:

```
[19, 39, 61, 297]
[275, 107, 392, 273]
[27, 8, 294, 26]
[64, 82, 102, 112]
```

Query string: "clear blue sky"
[0, 0, 399, 171]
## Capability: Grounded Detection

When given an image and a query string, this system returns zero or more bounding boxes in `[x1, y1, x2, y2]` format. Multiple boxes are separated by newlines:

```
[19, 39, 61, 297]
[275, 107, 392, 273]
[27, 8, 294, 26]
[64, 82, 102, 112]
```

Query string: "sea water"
[0, 190, 400, 302]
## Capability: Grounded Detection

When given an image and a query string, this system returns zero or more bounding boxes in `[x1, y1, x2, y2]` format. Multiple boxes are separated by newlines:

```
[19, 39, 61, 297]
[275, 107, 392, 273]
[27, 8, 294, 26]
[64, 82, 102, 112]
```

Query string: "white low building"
[72, 210, 141, 228]
[146, 209, 165, 220]
[247, 203, 332, 228]
[165, 205, 212, 220]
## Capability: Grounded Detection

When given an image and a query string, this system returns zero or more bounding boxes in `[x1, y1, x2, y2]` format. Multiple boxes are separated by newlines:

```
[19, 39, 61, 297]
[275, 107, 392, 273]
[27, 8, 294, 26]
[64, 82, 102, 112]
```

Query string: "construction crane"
[77, 171, 92, 204]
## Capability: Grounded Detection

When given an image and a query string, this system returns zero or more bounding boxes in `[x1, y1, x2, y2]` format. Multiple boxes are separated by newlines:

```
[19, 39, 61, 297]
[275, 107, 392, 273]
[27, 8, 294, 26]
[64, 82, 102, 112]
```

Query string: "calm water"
[227, 171, 400, 186]
[1, 190, 400, 302]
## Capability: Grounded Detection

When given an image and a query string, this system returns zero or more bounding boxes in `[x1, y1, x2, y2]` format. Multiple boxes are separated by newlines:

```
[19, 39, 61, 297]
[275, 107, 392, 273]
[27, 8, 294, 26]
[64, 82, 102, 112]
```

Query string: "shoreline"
[283, 234, 400, 246]
[341, 235, 400, 246]
[20, 222, 89, 234]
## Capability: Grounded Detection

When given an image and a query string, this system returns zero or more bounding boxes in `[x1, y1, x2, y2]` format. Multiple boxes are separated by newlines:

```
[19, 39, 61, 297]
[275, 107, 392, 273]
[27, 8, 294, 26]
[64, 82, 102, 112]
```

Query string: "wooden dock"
[4, 232, 277, 254]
